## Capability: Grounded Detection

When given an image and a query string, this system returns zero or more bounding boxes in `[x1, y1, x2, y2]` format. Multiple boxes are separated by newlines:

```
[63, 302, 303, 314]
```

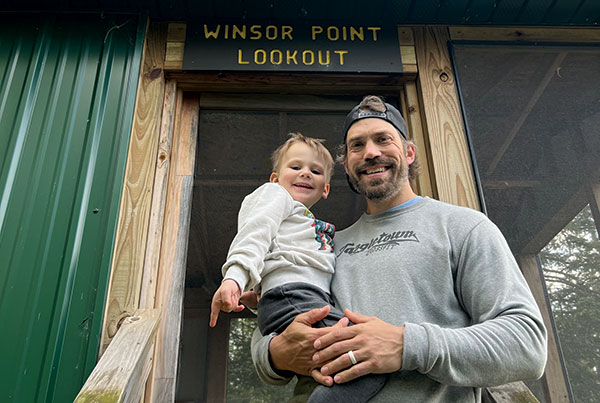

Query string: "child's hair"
[271, 132, 334, 182]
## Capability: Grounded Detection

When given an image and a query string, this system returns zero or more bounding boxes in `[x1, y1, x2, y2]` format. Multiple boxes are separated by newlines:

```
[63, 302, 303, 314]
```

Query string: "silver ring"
[348, 350, 358, 365]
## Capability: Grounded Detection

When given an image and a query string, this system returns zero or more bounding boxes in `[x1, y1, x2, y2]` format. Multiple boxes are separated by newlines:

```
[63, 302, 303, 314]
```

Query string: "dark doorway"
[176, 92, 401, 402]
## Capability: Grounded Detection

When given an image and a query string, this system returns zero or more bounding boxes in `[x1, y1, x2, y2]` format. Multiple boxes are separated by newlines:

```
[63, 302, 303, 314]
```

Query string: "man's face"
[344, 118, 414, 201]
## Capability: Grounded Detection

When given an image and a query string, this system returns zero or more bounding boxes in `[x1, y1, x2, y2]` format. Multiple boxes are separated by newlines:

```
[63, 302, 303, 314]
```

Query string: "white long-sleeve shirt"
[223, 183, 335, 294]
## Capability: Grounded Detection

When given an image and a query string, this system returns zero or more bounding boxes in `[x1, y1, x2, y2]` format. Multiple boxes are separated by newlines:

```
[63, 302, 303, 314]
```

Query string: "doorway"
[175, 92, 405, 402]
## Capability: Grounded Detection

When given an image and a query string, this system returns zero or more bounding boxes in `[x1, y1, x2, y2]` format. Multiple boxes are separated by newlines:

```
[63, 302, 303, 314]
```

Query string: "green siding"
[0, 14, 145, 402]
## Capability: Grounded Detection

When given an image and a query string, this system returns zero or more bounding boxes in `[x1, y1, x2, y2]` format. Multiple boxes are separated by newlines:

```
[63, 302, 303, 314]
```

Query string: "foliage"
[539, 205, 600, 402]
[227, 318, 296, 403]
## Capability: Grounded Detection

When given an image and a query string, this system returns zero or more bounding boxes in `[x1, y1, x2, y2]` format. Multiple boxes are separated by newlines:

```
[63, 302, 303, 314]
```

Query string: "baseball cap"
[343, 101, 408, 141]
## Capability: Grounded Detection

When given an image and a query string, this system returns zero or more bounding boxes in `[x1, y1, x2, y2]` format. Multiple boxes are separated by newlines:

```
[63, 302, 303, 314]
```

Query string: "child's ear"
[269, 172, 279, 183]
[322, 183, 330, 200]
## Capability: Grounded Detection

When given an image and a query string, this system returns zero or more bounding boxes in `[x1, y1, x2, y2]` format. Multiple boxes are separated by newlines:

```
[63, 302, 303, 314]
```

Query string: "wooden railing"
[75, 309, 160, 403]
[484, 382, 540, 403]
[75, 307, 539, 403]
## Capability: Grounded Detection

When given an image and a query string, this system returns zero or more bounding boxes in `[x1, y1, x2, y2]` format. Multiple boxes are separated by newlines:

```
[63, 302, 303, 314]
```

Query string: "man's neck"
[365, 186, 418, 215]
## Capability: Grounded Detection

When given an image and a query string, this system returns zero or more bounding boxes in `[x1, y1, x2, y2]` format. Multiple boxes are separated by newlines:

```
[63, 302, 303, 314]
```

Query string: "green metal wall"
[0, 14, 145, 402]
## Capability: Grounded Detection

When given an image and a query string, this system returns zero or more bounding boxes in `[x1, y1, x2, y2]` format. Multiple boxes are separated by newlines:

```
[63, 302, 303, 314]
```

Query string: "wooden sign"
[183, 22, 402, 73]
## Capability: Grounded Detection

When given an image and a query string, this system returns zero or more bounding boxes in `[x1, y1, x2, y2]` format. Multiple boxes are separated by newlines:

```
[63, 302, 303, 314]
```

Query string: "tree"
[227, 318, 296, 402]
[539, 205, 600, 402]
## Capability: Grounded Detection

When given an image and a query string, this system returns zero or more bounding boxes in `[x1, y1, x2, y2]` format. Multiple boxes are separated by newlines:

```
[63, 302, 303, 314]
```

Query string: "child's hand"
[210, 279, 244, 327]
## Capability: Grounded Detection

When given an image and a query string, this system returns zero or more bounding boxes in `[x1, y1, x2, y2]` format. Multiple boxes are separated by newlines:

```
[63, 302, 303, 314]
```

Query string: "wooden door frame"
[101, 22, 600, 403]
[98, 21, 477, 403]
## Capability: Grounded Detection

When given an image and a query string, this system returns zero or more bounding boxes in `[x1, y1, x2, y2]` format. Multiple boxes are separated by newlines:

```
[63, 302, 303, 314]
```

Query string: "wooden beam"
[486, 52, 567, 176]
[167, 72, 411, 93]
[483, 381, 540, 403]
[483, 180, 541, 189]
[402, 81, 435, 198]
[165, 23, 186, 71]
[76, 309, 160, 403]
[518, 256, 570, 403]
[590, 183, 600, 239]
[520, 185, 588, 255]
[100, 21, 168, 354]
[414, 26, 479, 210]
[205, 316, 230, 402]
[449, 27, 600, 43]
[197, 93, 356, 112]
[145, 95, 199, 403]
[139, 80, 180, 310]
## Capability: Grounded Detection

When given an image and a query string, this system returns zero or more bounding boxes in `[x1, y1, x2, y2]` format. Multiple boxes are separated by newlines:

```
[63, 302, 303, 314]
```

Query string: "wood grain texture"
[145, 95, 199, 403]
[483, 381, 540, 403]
[100, 22, 168, 354]
[414, 26, 479, 210]
[168, 72, 412, 93]
[518, 256, 570, 403]
[76, 309, 160, 403]
[398, 27, 414, 45]
[139, 80, 179, 310]
[450, 27, 600, 43]
[403, 81, 434, 198]
[400, 46, 417, 65]
[165, 23, 186, 70]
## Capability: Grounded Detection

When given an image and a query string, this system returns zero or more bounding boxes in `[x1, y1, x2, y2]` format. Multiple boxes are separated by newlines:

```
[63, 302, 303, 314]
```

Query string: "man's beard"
[348, 157, 409, 201]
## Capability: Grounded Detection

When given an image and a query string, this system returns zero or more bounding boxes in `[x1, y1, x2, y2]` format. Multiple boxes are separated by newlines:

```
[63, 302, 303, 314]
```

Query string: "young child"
[210, 133, 386, 403]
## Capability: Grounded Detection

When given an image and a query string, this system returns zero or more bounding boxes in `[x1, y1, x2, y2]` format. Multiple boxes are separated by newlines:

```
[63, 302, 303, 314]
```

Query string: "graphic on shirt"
[313, 219, 335, 251]
[336, 230, 418, 257]
[304, 208, 335, 252]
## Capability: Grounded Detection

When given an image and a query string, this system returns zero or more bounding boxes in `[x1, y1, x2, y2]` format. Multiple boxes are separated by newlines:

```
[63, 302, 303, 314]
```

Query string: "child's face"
[270, 142, 330, 209]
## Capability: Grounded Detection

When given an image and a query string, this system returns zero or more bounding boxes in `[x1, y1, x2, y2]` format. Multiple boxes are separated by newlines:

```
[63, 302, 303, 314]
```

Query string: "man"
[251, 95, 547, 402]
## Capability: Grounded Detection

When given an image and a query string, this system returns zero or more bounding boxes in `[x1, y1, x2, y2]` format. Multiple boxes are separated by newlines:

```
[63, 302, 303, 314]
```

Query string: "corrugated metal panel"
[0, 0, 599, 25]
[0, 13, 145, 402]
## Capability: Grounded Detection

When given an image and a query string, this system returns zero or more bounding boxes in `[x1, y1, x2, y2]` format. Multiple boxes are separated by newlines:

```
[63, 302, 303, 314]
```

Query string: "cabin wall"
[0, 14, 145, 402]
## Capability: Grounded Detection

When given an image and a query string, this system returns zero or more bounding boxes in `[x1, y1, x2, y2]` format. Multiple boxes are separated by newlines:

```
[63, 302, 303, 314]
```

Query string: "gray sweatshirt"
[251, 197, 547, 402]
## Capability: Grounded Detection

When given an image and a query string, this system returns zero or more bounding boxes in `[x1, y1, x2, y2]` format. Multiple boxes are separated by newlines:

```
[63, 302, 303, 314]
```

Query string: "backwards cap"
[342, 97, 408, 194]
[343, 101, 408, 141]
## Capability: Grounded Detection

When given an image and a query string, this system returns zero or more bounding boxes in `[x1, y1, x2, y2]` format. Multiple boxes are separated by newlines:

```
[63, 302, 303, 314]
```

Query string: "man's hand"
[312, 309, 405, 384]
[210, 279, 244, 327]
[239, 290, 260, 310]
[269, 306, 348, 386]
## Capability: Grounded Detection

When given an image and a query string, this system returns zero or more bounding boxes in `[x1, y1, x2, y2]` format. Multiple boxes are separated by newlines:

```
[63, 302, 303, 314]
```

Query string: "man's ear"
[269, 172, 279, 183]
[405, 144, 416, 165]
[343, 159, 349, 175]
[322, 183, 330, 200]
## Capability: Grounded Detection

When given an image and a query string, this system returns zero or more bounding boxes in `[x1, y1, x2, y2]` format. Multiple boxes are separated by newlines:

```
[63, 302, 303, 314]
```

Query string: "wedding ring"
[348, 350, 358, 365]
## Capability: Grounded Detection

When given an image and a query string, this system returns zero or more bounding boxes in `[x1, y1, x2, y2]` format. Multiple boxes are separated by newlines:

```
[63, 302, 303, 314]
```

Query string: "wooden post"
[518, 255, 570, 403]
[76, 310, 160, 403]
[100, 21, 168, 354]
[413, 26, 479, 210]
[402, 81, 435, 199]
[145, 94, 199, 403]
[590, 183, 600, 239]
[139, 79, 180, 310]
[205, 317, 231, 402]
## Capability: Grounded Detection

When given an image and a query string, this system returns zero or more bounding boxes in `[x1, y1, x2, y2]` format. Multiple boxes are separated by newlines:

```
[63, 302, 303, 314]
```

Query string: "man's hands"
[312, 309, 405, 384]
[269, 306, 349, 386]
[210, 279, 245, 327]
